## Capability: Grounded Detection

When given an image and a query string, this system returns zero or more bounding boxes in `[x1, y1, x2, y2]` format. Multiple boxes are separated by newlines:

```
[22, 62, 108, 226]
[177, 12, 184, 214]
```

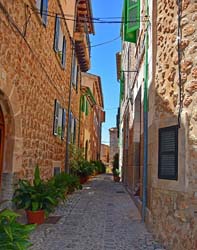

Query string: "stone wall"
[148, 0, 197, 249]
[109, 128, 119, 168]
[0, 0, 80, 191]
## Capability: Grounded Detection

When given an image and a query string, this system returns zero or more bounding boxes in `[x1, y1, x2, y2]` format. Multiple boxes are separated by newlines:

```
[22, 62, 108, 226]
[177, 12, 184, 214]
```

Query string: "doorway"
[0, 106, 4, 187]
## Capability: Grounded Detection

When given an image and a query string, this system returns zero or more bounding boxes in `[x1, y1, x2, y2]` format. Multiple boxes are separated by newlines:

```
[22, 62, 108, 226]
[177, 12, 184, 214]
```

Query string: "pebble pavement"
[30, 174, 165, 250]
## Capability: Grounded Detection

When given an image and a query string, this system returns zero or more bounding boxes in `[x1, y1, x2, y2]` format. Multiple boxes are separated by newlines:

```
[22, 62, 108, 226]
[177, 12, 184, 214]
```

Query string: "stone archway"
[0, 86, 22, 205]
[0, 106, 5, 187]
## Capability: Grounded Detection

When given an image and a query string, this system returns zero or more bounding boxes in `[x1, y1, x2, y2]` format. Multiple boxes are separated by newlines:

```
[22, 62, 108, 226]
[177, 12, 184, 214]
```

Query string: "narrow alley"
[30, 174, 165, 250]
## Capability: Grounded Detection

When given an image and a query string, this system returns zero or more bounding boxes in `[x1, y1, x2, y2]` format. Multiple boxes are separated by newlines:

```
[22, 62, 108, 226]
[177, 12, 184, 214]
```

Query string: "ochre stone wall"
[0, 0, 80, 183]
[149, 1, 197, 249]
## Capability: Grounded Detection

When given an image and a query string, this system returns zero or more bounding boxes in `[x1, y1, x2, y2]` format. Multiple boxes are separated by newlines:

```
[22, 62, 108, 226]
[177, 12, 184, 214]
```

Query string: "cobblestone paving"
[30, 174, 165, 250]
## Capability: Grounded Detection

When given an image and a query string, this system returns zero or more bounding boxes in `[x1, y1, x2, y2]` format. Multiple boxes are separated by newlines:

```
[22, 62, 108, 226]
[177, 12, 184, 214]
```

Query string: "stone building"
[118, 0, 197, 249]
[0, 0, 94, 202]
[100, 144, 109, 167]
[79, 73, 105, 161]
[109, 127, 119, 168]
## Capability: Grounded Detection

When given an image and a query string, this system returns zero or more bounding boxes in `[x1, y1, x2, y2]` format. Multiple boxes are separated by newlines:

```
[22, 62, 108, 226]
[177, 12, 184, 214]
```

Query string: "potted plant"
[13, 166, 58, 225]
[0, 208, 35, 249]
[112, 153, 120, 182]
[113, 168, 120, 182]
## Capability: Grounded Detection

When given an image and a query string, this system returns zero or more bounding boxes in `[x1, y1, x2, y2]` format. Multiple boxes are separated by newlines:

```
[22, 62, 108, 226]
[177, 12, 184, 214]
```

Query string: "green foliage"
[51, 173, 82, 195]
[91, 160, 106, 174]
[0, 209, 35, 250]
[71, 160, 93, 177]
[13, 166, 58, 216]
[112, 153, 120, 176]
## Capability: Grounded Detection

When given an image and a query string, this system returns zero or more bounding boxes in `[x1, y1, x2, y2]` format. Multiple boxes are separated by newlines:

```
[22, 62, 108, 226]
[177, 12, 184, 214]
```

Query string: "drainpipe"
[65, 69, 72, 173]
[142, 0, 149, 222]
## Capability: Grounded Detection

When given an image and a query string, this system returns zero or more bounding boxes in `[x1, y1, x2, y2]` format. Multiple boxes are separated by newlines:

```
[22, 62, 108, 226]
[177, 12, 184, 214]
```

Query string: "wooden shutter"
[73, 118, 77, 144]
[61, 109, 66, 140]
[85, 98, 89, 116]
[54, 15, 60, 52]
[68, 111, 73, 143]
[158, 125, 178, 180]
[62, 36, 66, 68]
[53, 99, 59, 135]
[41, 0, 48, 26]
[123, 0, 140, 43]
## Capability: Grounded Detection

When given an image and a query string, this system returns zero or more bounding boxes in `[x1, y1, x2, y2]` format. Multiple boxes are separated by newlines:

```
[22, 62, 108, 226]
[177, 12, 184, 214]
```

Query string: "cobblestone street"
[30, 174, 165, 250]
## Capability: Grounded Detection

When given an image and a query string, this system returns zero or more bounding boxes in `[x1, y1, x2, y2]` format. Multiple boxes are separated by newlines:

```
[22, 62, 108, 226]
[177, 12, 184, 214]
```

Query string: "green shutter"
[80, 95, 86, 112]
[85, 99, 89, 116]
[123, 0, 140, 43]
[120, 71, 125, 101]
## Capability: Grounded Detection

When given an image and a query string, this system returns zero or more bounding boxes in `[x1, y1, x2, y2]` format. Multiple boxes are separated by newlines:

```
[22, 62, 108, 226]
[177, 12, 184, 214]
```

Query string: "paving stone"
[30, 174, 165, 250]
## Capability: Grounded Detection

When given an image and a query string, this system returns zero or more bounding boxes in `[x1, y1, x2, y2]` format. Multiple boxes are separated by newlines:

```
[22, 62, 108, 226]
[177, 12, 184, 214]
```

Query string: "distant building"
[109, 128, 119, 168]
[100, 144, 109, 166]
[79, 73, 105, 161]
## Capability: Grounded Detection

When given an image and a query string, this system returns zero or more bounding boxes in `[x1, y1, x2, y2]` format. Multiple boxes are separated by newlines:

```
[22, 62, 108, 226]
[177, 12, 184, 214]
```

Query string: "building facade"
[109, 127, 119, 168]
[0, 0, 95, 203]
[100, 144, 109, 167]
[79, 73, 105, 161]
[118, 0, 197, 249]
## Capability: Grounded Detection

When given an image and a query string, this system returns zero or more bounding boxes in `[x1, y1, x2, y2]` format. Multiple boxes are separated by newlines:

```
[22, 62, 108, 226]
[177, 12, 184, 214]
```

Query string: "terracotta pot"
[113, 176, 120, 182]
[80, 176, 88, 184]
[26, 210, 45, 225]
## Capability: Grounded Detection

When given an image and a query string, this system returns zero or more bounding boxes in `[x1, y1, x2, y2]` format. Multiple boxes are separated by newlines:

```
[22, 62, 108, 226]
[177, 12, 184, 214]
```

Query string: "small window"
[53, 100, 66, 140]
[53, 167, 61, 176]
[36, 0, 48, 26]
[69, 112, 77, 144]
[54, 15, 66, 68]
[71, 53, 78, 89]
[158, 125, 178, 180]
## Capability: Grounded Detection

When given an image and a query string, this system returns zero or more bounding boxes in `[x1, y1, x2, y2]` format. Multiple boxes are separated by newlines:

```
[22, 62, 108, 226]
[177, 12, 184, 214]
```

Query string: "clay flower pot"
[113, 176, 120, 182]
[26, 210, 45, 225]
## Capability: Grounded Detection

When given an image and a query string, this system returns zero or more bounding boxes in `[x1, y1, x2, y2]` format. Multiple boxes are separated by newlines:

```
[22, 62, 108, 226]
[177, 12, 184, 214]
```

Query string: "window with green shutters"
[120, 71, 125, 101]
[123, 0, 140, 43]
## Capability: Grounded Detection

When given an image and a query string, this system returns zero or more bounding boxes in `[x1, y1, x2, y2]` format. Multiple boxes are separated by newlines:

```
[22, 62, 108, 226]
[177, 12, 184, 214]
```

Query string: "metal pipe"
[142, 0, 149, 222]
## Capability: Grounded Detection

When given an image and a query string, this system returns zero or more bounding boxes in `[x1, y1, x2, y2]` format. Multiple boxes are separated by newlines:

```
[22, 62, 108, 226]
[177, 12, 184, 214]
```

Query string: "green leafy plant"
[0, 209, 35, 250]
[112, 153, 119, 177]
[13, 166, 58, 216]
[51, 173, 82, 194]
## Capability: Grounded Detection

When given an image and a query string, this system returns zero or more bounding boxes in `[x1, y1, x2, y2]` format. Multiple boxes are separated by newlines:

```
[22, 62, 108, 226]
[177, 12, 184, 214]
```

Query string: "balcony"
[74, 30, 91, 72]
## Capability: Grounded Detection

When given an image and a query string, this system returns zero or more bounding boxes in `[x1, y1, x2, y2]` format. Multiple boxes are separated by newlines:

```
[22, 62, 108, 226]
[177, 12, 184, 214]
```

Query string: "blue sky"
[89, 0, 123, 145]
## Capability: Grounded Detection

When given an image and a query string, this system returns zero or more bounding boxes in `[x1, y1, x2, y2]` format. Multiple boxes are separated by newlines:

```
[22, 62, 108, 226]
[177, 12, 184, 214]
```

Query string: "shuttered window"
[61, 109, 66, 140]
[36, 0, 48, 26]
[54, 15, 60, 52]
[41, 0, 48, 25]
[53, 99, 60, 136]
[123, 0, 140, 43]
[53, 100, 66, 140]
[62, 36, 66, 68]
[71, 53, 78, 88]
[54, 15, 66, 68]
[158, 125, 178, 180]
[69, 112, 77, 144]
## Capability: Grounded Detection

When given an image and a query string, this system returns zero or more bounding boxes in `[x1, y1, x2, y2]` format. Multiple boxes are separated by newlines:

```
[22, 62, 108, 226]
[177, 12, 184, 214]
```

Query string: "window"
[80, 95, 88, 116]
[53, 167, 61, 176]
[158, 125, 178, 180]
[71, 53, 78, 89]
[53, 100, 66, 140]
[69, 112, 77, 144]
[36, 0, 48, 26]
[122, 0, 140, 43]
[54, 15, 66, 68]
